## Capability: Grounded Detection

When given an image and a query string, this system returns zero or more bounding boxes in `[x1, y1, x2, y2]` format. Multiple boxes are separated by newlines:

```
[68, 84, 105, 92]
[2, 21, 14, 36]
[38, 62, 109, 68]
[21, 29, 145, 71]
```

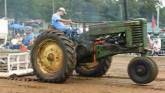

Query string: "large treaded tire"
[76, 57, 112, 77]
[128, 57, 158, 84]
[31, 29, 76, 83]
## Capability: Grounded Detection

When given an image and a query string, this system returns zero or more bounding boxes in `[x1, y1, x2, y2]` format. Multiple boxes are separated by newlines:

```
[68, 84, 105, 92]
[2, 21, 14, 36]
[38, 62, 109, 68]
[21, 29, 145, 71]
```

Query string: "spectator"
[22, 31, 34, 47]
[10, 33, 23, 49]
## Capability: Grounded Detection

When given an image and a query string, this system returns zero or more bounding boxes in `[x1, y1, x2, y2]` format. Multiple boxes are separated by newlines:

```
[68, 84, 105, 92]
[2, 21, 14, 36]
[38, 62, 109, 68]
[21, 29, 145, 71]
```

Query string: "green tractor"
[31, 18, 158, 84]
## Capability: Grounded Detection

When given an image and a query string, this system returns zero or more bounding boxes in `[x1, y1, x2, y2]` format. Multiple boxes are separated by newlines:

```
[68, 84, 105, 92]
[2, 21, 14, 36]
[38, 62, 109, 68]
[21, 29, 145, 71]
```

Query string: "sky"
[160, 0, 165, 7]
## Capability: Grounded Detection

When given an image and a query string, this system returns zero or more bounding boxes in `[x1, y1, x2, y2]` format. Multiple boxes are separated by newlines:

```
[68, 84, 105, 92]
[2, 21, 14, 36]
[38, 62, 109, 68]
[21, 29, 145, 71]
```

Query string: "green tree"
[0, 0, 164, 24]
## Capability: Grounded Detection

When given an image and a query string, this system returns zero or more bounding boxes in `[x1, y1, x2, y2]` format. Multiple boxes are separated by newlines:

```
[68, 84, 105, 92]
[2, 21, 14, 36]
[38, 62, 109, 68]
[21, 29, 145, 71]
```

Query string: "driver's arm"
[59, 19, 72, 24]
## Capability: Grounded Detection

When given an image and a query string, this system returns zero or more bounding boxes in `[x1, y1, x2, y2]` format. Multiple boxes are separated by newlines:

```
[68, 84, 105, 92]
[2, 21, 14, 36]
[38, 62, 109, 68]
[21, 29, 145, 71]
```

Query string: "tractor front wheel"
[128, 57, 158, 84]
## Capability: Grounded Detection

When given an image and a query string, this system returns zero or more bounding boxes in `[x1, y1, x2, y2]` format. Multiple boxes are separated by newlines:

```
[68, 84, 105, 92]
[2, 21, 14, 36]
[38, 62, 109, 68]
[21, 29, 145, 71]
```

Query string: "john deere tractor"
[31, 18, 158, 84]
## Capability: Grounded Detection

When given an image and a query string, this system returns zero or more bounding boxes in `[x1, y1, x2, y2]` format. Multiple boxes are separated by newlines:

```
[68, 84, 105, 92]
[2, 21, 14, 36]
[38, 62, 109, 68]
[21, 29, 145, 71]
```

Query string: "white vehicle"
[0, 19, 33, 77]
[0, 51, 33, 77]
[0, 19, 8, 48]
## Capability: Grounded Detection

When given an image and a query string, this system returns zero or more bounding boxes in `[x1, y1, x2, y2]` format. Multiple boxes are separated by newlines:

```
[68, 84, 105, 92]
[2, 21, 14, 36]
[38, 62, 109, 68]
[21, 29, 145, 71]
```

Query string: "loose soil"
[0, 55, 165, 93]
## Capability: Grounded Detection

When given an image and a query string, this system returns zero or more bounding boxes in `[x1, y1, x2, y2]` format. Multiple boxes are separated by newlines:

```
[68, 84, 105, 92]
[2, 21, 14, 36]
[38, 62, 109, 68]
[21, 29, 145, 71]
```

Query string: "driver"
[51, 7, 74, 34]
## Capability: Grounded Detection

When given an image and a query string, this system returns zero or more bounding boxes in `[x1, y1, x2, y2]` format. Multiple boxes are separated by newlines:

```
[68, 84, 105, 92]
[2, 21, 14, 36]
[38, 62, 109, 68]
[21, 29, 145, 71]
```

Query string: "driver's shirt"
[51, 13, 66, 31]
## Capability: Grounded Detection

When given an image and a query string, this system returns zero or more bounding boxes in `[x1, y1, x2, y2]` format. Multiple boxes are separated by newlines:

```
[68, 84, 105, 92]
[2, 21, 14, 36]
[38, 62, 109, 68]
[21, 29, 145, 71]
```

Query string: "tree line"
[0, 0, 165, 27]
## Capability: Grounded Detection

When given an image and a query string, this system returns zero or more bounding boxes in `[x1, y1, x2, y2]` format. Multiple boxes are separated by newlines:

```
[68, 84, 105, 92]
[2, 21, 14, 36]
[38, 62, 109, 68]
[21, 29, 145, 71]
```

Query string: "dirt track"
[0, 55, 165, 93]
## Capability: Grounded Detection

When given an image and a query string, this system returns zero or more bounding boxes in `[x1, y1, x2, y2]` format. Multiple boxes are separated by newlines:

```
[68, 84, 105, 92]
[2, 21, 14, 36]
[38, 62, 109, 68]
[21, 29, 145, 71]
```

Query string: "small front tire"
[128, 57, 158, 84]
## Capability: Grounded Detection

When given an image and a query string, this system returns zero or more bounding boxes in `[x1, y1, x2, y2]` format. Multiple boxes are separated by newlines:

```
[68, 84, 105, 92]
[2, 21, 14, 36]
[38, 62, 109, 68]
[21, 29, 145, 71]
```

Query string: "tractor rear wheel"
[31, 30, 76, 83]
[76, 56, 112, 77]
[128, 57, 158, 84]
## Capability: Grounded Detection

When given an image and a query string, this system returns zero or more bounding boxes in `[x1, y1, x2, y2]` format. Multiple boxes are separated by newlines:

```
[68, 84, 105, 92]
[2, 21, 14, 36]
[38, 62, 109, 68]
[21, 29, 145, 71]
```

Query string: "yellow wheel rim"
[37, 39, 64, 74]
